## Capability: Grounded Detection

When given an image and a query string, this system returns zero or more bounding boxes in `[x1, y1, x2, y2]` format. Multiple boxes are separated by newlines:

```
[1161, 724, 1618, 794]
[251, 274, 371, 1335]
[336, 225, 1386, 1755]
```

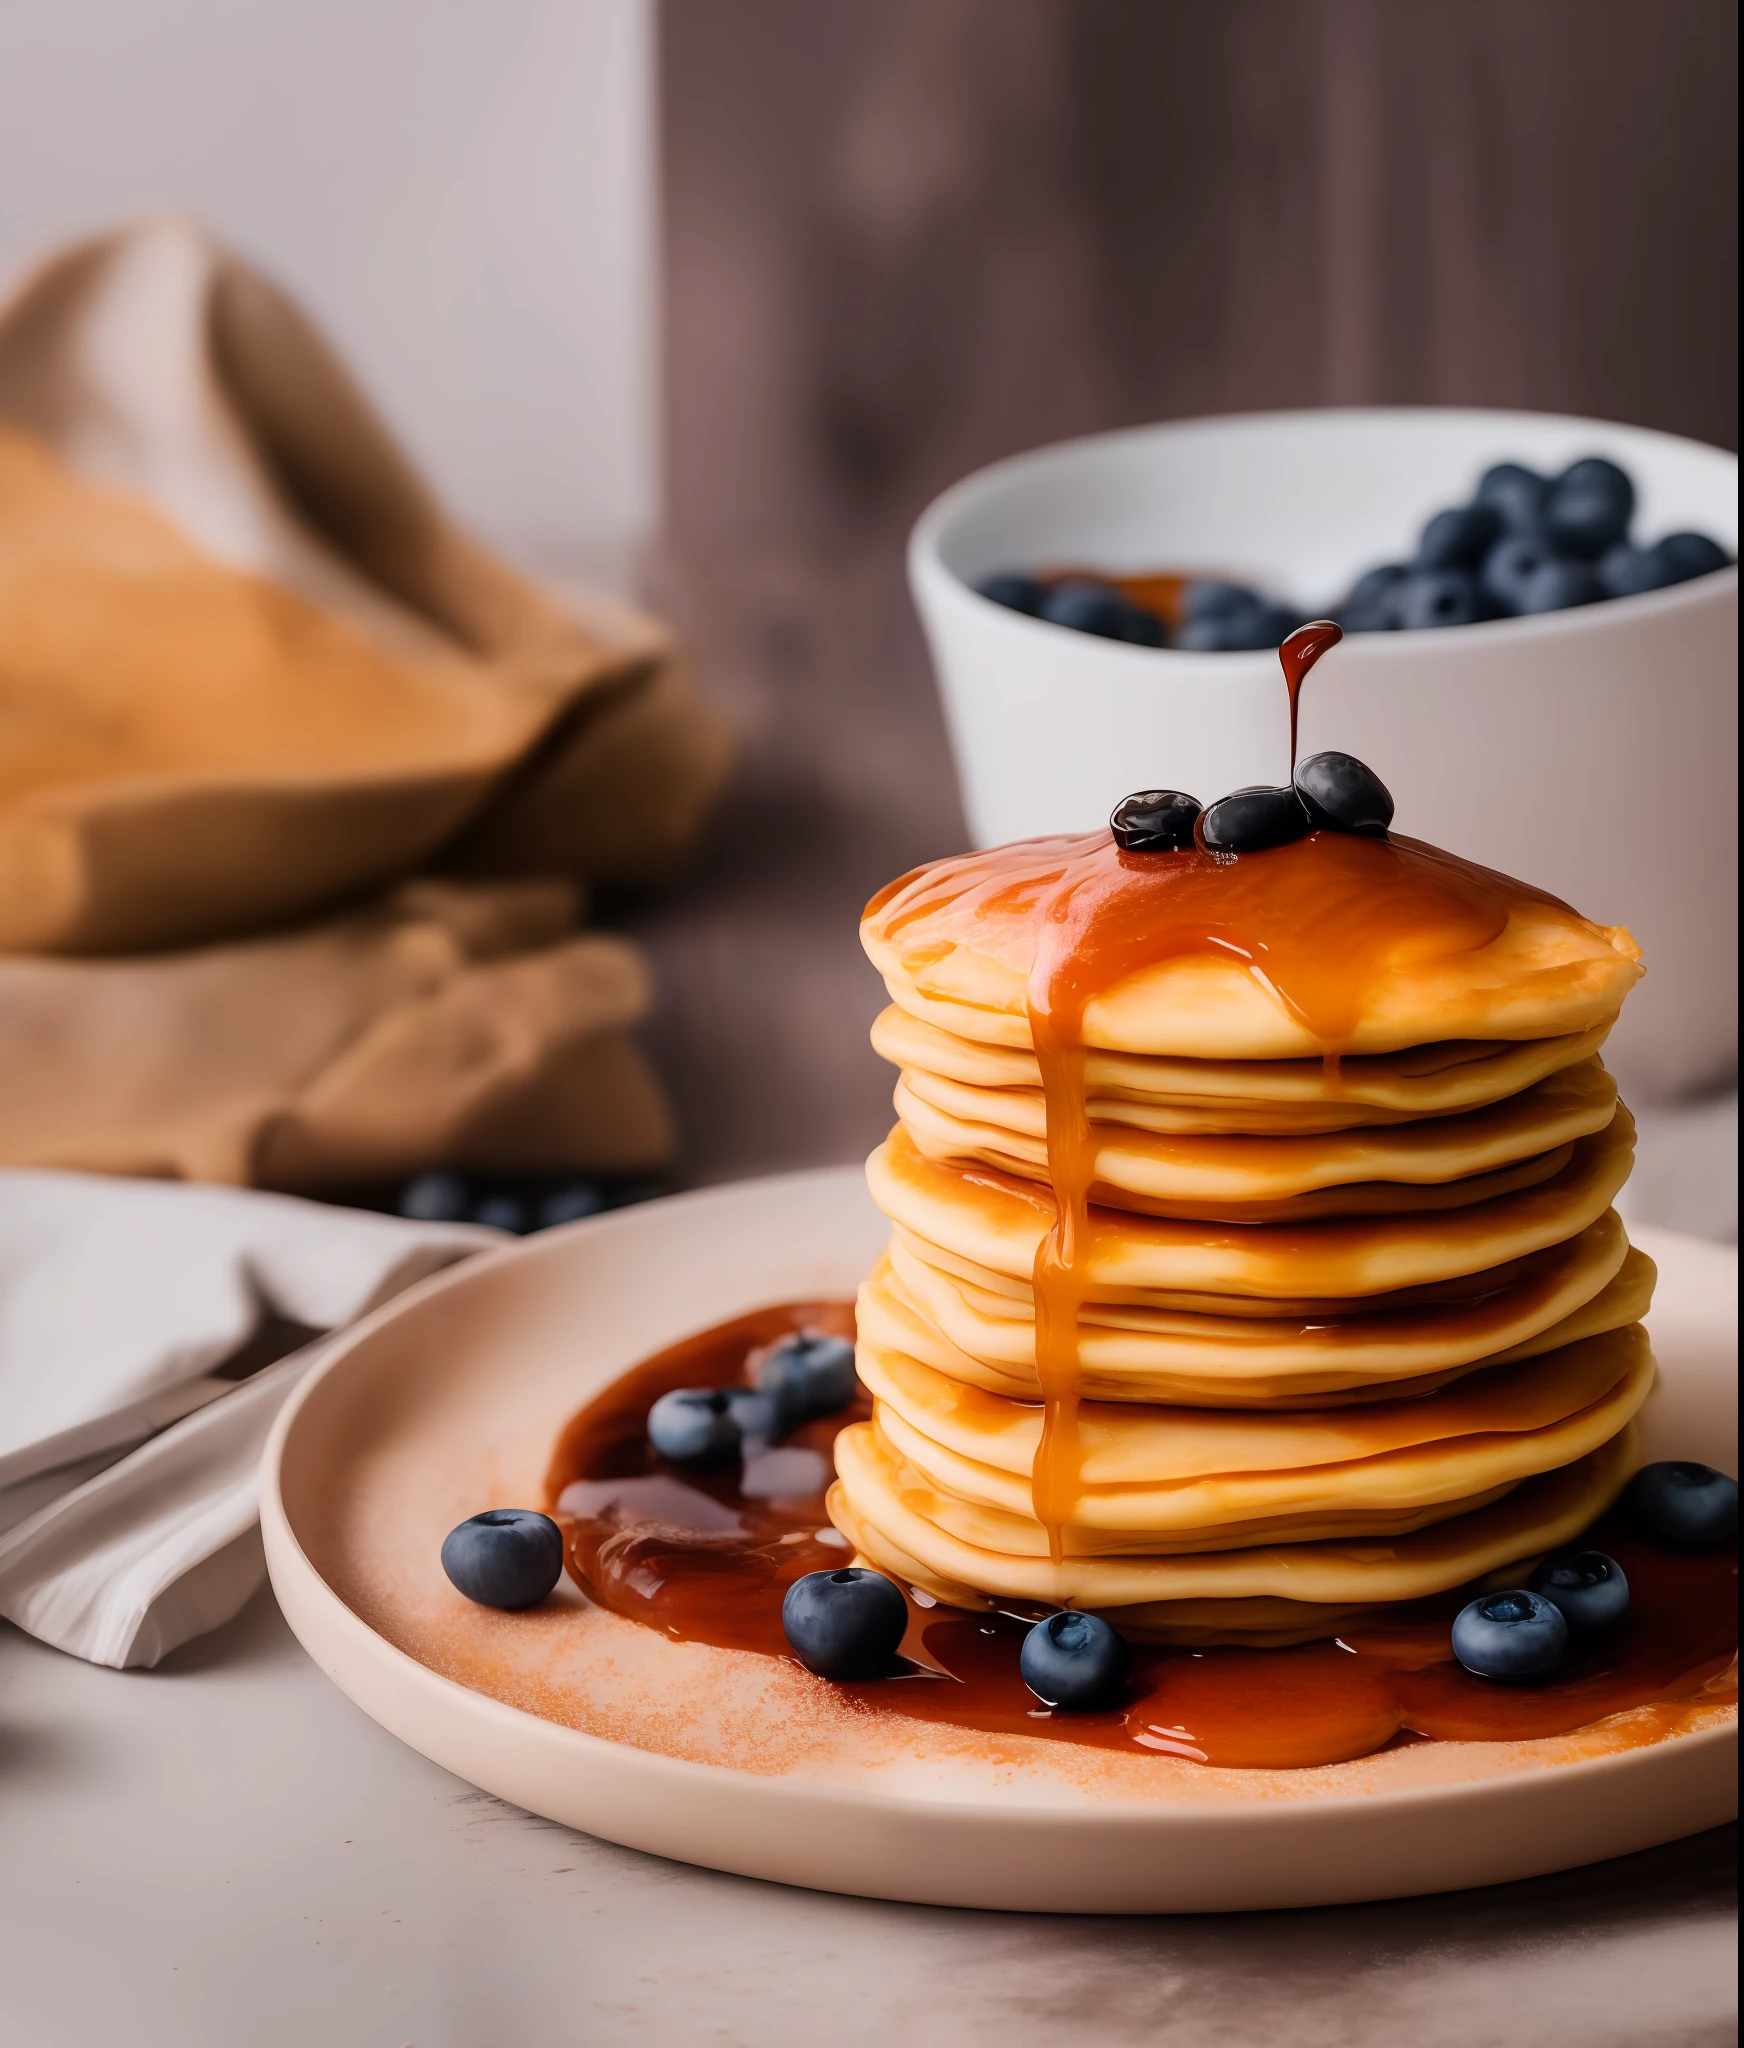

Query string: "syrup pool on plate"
[544, 1302, 1737, 1772]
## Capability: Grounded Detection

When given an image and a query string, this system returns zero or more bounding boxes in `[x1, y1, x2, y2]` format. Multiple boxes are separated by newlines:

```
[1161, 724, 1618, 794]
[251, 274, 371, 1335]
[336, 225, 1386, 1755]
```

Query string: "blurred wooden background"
[632, 0, 1738, 1183]
[664, 0, 1736, 559]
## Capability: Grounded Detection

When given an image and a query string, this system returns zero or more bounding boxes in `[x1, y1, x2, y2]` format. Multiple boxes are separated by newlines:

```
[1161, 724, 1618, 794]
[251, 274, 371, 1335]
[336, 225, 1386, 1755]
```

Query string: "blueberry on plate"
[1513, 556, 1604, 615]
[647, 1385, 777, 1463]
[1451, 1588, 1569, 1682]
[1530, 1550, 1630, 1633]
[441, 1509, 564, 1610]
[1337, 562, 1408, 632]
[1654, 532, 1731, 583]
[398, 1169, 470, 1223]
[1546, 456, 1635, 559]
[537, 1182, 604, 1229]
[1416, 503, 1502, 572]
[1395, 567, 1487, 630]
[1626, 1461, 1739, 1548]
[473, 1193, 528, 1234]
[975, 571, 1047, 615]
[1598, 543, 1676, 599]
[1198, 786, 1310, 853]
[1020, 1611, 1131, 1710]
[1481, 533, 1558, 614]
[782, 1567, 909, 1679]
[1294, 752, 1395, 835]
[1110, 788, 1202, 852]
[1475, 461, 1550, 536]
[755, 1330, 858, 1425]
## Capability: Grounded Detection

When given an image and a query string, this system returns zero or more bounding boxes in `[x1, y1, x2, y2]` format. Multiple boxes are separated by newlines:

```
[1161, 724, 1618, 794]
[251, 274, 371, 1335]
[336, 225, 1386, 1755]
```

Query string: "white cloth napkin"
[0, 1170, 493, 1667]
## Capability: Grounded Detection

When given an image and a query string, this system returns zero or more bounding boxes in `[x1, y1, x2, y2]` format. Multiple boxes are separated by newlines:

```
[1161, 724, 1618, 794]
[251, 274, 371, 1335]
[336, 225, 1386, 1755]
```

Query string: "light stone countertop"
[0, 1585, 1734, 2048]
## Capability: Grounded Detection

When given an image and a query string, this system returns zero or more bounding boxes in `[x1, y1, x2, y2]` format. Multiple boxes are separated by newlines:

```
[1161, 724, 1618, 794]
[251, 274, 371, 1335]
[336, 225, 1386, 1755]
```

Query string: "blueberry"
[1514, 557, 1604, 615]
[1530, 1550, 1630, 1634]
[975, 571, 1047, 615]
[1451, 1589, 1569, 1682]
[1395, 568, 1487, 630]
[1256, 603, 1304, 646]
[1598, 543, 1676, 599]
[398, 1170, 470, 1224]
[537, 1182, 604, 1229]
[1113, 603, 1168, 647]
[1019, 1610, 1131, 1710]
[647, 1386, 777, 1463]
[1602, 534, 1731, 597]
[1198, 786, 1310, 853]
[1178, 581, 1298, 650]
[1040, 579, 1135, 640]
[726, 1387, 781, 1441]
[1110, 788, 1202, 852]
[473, 1193, 528, 1233]
[1337, 563, 1408, 633]
[1482, 533, 1559, 614]
[1177, 600, 1298, 652]
[440, 1508, 564, 1610]
[755, 1330, 858, 1424]
[1654, 532, 1730, 584]
[1546, 456, 1635, 559]
[1294, 752, 1394, 835]
[1475, 462, 1550, 536]
[1417, 503, 1502, 572]
[782, 1566, 908, 1679]
[1626, 1461, 1739, 1548]
[1181, 579, 1261, 624]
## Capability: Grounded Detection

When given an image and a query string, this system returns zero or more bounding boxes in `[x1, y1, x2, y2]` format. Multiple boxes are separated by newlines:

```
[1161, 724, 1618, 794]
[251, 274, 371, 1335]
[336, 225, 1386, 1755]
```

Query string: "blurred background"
[0, 0, 1736, 1224]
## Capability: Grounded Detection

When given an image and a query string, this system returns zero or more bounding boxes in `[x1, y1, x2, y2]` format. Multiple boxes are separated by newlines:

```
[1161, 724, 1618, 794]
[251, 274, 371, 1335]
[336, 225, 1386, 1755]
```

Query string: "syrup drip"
[544, 1307, 1738, 1772]
[1022, 621, 1440, 1556]
[1279, 618, 1344, 775]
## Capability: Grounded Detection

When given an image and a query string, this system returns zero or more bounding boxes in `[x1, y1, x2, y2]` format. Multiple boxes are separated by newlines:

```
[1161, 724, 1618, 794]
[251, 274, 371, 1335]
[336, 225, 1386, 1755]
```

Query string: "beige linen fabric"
[0, 217, 730, 1189]
[0, 215, 729, 956]
[0, 1169, 494, 1666]
[0, 879, 673, 1189]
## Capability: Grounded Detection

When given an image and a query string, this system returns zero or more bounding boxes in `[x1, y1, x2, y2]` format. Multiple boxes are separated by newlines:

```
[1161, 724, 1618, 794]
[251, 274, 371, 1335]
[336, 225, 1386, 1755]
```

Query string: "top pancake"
[863, 830, 1643, 1061]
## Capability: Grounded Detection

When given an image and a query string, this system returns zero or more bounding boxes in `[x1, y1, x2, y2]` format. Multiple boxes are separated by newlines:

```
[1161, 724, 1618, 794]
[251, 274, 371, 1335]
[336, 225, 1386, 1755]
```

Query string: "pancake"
[880, 1451, 1527, 1555]
[893, 1057, 1618, 1218]
[863, 832, 1643, 1061]
[869, 1224, 1652, 1404]
[872, 1005, 1613, 1131]
[828, 1421, 1641, 1620]
[827, 1484, 1404, 1643]
[869, 1109, 1635, 1301]
[857, 1325, 1653, 1550]
[857, 1308, 1652, 1481]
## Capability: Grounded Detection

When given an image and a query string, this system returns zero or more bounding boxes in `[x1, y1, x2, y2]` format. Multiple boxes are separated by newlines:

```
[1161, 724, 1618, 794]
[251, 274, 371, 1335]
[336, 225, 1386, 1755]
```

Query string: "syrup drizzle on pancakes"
[1009, 625, 1546, 1555]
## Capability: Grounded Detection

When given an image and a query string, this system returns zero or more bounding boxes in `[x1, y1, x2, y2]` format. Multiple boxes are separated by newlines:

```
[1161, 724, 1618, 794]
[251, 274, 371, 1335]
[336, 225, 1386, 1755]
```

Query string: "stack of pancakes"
[829, 831, 1654, 1643]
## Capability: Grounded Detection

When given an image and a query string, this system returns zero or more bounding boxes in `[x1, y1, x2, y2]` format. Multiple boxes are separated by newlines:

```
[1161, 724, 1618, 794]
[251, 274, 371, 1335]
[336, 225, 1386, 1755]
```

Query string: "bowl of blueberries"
[909, 408, 1737, 1101]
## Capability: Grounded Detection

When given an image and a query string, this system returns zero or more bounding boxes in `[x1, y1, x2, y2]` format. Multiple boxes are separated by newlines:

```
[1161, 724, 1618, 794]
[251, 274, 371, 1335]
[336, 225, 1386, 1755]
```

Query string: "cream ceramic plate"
[261, 1169, 1738, 1914]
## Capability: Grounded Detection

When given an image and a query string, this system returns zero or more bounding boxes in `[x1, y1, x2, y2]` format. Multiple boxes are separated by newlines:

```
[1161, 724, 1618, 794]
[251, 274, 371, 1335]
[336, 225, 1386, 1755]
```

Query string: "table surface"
[3, 559, 1737, 2047]
[1, 1587, 1735, 2048]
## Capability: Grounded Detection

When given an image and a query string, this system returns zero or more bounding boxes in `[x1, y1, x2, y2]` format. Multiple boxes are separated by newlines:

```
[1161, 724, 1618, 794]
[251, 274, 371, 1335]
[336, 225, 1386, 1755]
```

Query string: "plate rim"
[259, 1166, 1739, 1907]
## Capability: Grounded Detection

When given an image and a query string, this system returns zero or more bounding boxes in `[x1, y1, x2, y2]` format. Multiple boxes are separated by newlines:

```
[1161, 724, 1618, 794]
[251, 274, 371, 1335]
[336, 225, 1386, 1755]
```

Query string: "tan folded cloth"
[0, 879, 672, 1190]
[0, 215, 729, 955]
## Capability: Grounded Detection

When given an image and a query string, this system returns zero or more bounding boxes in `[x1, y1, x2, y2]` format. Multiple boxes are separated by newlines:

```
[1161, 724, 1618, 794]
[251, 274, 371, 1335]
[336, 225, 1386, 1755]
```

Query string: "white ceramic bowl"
[909, 408, 1738, 1102]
